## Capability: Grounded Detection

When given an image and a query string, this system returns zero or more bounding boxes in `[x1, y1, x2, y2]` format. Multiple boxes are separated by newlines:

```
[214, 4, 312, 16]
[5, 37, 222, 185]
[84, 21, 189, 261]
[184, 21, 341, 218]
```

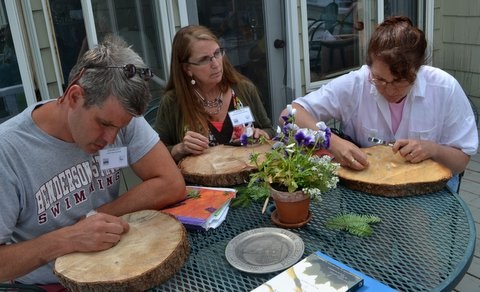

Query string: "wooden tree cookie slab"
[337, 145, 452, 197]
[178, 143, 272, 186]
[54, 210, 189, 292]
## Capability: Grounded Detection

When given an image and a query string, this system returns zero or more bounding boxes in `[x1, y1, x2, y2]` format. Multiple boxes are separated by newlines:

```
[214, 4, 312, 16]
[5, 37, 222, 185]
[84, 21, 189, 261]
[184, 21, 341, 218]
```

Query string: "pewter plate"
[225, 227, 304, 274]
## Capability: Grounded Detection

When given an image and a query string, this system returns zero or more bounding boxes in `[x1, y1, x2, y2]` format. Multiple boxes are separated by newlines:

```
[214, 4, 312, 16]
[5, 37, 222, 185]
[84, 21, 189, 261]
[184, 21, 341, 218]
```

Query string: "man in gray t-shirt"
[0, 36, 185, 286]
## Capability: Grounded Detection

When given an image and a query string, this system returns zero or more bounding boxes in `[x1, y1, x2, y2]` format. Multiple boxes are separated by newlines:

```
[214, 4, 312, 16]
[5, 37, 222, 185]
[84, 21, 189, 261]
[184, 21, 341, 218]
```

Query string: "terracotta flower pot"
[269, 186, 311, 227]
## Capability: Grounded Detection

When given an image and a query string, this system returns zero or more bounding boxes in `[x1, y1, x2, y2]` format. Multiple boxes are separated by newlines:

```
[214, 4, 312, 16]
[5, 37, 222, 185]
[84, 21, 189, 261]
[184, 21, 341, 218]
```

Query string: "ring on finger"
[409, 153, 415, 158]
[350, 158, 356, 163]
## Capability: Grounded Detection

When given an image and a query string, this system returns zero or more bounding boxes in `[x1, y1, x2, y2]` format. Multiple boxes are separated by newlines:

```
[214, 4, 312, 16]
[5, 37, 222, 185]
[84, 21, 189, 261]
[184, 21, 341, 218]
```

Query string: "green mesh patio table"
[153, 185, 475, 291]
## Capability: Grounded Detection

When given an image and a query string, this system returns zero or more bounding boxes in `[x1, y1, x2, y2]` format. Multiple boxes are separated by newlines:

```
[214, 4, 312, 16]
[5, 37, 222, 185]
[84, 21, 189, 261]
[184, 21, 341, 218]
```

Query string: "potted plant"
[240, 105, 339, 227]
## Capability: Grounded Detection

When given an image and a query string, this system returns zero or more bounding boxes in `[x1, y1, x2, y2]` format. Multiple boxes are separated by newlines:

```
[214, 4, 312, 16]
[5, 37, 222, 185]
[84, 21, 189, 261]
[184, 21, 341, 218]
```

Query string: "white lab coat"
[294, 65, 478, 156]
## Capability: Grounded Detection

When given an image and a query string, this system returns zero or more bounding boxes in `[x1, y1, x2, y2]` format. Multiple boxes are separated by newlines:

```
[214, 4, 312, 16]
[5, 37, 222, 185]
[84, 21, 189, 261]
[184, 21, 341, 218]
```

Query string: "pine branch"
[326, 213, 381, 237]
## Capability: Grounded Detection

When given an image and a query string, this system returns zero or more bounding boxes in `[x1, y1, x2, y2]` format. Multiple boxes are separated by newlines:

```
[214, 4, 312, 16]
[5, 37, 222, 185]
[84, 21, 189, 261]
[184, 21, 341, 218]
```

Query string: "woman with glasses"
[286, 16, 478, 191]
[155, 25, 274, 162]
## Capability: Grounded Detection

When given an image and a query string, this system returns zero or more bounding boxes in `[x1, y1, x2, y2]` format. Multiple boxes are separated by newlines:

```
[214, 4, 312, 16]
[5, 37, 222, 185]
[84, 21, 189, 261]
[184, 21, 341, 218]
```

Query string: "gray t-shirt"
[0, 101, 159, 284]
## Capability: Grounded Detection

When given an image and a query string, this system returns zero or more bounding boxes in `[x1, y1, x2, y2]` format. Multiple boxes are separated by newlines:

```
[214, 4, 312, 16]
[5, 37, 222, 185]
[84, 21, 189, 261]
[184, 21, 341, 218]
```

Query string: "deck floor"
[455, 134, 480, 291]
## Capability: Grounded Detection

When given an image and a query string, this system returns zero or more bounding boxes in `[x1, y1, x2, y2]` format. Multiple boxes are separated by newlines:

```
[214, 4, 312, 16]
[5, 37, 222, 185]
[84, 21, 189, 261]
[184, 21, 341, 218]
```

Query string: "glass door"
[49, 0, 86, 86]
[384, 0, 419, 25]
[305, 0, 431, 88]
[49, 0, 169, 125]
[0, 0, 26, 123]
[89, 0, 168, 124]
[193, 0, 286, 122]
[370, 0, 430, 59]
[307, 0, 363, 83]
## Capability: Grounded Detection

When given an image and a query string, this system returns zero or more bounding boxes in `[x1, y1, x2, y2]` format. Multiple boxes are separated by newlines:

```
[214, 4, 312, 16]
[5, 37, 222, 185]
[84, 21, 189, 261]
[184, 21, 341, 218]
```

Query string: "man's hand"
[70, 212, 130, 252]
[0, 212, 130, 282]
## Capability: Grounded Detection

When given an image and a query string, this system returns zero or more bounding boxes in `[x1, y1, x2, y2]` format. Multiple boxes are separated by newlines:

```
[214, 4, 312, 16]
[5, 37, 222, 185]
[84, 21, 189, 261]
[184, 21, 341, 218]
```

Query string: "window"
[306, 0, 362, 83]
[304, 0, 429, 89]
[0, 0, 25, 123]
[49, 0, 169, 125]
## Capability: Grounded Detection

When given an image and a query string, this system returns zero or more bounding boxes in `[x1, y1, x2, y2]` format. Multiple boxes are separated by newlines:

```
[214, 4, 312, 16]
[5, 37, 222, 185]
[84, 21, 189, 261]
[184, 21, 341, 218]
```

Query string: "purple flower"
[240, 133, 249, 146]
[322, 127, 331, 149]
[294, 129, 316, 147]
[240, 127, 255, 145]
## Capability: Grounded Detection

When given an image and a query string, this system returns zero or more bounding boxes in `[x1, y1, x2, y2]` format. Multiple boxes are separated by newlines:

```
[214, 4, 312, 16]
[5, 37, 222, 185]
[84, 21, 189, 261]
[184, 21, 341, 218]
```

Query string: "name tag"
[99, 146, 128, 171]
[228, 107, 254, 126]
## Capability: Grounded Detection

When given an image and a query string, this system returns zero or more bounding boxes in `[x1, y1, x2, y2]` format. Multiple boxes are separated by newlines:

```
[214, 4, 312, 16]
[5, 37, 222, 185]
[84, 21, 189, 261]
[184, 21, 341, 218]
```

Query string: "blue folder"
[315, 251, 395, 291]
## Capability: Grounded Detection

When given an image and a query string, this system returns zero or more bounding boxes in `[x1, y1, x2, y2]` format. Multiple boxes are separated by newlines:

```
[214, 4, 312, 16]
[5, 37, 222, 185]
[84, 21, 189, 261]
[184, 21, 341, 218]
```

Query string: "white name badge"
[99, 146, 128, 171]
[228, 107, 255, 126]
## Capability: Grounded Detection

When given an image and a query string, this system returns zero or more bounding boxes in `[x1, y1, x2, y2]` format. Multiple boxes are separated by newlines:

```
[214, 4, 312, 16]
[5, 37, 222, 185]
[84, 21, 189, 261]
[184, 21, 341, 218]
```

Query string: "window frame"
[301, 0, 434, 92]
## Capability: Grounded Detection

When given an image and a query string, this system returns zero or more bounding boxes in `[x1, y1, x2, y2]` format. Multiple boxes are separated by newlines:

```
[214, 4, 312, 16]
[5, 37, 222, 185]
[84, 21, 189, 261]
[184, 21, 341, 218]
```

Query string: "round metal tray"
[225, 227, 304, 274]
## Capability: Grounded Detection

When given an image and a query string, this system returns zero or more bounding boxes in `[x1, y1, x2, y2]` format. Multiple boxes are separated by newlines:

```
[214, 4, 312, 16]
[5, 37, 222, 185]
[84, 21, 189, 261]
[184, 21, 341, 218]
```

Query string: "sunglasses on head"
[85, 64, 154, 81]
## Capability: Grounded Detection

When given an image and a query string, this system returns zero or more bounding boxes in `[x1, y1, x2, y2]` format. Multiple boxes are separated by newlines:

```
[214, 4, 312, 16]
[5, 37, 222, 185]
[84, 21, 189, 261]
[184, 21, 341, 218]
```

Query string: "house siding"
[30, 0, 60, 99]
[434, 0, 480, 109]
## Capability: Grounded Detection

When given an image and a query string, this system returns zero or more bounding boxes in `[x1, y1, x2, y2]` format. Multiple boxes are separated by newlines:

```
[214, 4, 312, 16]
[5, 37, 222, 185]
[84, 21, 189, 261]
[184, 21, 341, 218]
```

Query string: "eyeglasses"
[185, 48, 226, 66]
[86, 64, 154, 81]
[368, 72, 411, 89]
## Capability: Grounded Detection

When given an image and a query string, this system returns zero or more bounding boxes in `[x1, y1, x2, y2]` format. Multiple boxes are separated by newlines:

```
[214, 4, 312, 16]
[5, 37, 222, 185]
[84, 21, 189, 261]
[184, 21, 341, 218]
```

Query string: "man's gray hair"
[69, 35, 151, 116]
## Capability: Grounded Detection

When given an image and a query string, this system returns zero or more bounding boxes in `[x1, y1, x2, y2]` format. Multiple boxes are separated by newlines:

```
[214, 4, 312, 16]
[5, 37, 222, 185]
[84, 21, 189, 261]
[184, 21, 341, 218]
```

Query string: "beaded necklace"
[193, 87, 223, 115]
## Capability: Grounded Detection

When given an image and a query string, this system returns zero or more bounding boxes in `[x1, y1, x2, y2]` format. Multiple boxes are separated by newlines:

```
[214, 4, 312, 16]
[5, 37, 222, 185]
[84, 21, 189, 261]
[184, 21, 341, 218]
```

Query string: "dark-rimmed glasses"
[86, 64, 154, 81]
[368, 72, 411, 89]
[185, 48, 226, 66]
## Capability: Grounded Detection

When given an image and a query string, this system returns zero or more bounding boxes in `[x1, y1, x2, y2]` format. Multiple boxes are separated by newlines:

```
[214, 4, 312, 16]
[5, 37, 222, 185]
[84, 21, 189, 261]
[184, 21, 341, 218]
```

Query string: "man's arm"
[96, 141, 186, 216]
[0, 213, 129, 282]
[0, 142, 184, 282]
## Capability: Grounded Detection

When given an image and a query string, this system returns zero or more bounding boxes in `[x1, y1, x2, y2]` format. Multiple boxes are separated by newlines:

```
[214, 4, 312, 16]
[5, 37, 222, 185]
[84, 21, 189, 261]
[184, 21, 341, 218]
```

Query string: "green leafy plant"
[186, 189, 200, 199]
[232, 185, 270, 208]
[244, 104, 339, 201]
[326, 213, 381, 237]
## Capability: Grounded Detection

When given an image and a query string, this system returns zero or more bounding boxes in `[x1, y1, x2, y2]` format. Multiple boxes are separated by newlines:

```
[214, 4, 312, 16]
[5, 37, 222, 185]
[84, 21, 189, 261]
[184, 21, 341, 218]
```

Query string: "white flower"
[318, 131, 326, 141]
[316, 121, 327, 131]
[303, 188, 322, 201]
[245, 126, 254, 137]
[286, 143, 296, 148]
[287, 104, 297, 116]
